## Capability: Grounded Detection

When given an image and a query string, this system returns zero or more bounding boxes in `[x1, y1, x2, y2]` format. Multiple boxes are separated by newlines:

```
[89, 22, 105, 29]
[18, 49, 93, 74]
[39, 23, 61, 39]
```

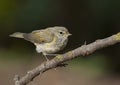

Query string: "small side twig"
[14, 32, 120, 85]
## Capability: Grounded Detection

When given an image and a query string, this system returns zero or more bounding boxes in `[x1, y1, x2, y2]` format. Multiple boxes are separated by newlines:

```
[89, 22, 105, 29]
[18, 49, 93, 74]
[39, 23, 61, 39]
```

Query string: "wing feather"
[23, 29, 54, 44]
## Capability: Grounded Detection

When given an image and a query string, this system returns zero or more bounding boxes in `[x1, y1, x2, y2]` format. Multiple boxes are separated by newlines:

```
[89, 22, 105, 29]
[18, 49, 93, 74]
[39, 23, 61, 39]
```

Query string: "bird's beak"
[68, 33, 72, 36]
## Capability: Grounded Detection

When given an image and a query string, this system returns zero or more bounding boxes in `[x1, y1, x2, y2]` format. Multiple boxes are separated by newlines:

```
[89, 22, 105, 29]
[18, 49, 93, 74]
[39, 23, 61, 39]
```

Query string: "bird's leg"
[42, 53, 50, 61]
[43, 53, 59, 61]
[44, 55, 49, 61]
[43, 53, 61, 61]
[43, 53, 67, 70]
[44, 54, 59, 56]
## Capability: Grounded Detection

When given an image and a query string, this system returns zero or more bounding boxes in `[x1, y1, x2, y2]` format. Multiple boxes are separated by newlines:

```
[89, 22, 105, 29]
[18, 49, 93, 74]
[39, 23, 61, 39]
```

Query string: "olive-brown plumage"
[10, 26, 71, 59]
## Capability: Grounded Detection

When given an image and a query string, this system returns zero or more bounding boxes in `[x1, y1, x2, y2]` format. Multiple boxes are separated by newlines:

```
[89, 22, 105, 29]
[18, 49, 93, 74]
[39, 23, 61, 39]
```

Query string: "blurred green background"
[0, 0, 120, 85]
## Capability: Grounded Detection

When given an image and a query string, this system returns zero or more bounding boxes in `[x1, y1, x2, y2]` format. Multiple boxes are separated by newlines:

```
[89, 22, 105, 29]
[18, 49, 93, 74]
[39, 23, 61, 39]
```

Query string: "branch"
[14, 32, 120, 85]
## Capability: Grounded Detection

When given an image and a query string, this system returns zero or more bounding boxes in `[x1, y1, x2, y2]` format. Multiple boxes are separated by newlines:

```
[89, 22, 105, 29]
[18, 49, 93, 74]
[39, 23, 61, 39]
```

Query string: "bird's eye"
[59, 31, 63, 34]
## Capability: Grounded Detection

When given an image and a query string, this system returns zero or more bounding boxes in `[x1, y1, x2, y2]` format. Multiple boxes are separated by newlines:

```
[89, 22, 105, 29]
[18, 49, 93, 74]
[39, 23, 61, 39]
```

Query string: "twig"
[14, 32, 120, 85]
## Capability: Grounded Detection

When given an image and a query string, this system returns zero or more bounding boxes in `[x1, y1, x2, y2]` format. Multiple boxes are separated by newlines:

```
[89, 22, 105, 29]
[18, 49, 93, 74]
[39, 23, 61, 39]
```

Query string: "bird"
[10, 26, 72, 60]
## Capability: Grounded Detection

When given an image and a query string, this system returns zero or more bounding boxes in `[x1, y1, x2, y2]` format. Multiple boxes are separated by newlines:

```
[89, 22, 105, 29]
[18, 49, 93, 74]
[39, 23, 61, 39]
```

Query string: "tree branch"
[14, 32, 120, 85]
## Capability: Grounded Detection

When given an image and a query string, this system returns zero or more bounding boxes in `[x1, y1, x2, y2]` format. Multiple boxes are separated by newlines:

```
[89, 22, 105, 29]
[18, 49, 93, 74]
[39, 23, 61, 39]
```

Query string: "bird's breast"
[35, 36, 68, 54]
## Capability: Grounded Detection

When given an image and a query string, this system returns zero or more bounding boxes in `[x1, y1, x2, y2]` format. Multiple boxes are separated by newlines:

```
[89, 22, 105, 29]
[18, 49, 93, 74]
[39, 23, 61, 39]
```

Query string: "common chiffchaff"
[10, 26, 72, 60]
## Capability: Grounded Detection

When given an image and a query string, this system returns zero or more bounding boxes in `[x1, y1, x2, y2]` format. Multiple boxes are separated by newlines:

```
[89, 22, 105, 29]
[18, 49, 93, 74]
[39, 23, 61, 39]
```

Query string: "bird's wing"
[23, 29, 54, 44]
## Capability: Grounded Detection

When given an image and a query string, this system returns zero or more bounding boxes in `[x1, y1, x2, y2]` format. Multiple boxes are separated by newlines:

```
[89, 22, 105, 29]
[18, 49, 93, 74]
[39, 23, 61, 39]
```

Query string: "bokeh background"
[0, 0, 120, 85]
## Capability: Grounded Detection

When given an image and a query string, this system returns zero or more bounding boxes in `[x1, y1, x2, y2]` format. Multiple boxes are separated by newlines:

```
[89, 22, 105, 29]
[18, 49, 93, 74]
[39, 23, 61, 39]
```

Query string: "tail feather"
[9, 32, 24, 38]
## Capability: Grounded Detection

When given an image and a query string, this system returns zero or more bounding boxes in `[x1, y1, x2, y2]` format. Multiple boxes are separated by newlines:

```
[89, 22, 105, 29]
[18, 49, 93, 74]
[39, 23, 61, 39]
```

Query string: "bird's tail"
[9, 32, 25, 38]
